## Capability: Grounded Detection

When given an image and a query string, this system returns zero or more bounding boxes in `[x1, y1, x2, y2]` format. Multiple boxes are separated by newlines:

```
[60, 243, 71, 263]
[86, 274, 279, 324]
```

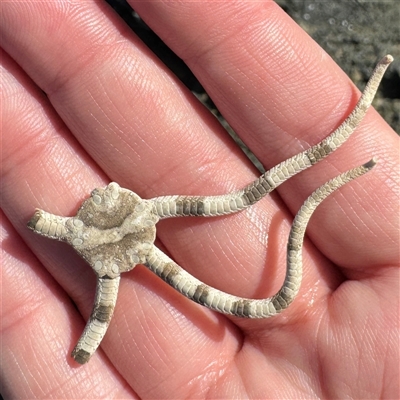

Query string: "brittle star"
[27, 55, 393, 364]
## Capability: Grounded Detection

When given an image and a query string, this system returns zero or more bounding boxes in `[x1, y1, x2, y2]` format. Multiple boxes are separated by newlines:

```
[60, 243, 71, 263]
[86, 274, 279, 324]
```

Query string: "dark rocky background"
[276, 0, 399, 133]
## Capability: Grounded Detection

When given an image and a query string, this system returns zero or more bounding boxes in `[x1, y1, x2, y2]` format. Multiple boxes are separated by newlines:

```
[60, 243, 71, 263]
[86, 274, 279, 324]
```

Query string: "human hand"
[1, 2, 398, 399]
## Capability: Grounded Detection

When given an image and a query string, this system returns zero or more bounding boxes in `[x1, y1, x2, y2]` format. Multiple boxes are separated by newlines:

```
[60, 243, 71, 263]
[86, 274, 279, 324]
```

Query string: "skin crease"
[1, 0, 398, 399]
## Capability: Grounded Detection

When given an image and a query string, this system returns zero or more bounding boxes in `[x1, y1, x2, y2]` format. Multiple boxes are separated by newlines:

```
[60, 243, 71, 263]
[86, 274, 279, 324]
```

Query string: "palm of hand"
[1, 2, 398, 399]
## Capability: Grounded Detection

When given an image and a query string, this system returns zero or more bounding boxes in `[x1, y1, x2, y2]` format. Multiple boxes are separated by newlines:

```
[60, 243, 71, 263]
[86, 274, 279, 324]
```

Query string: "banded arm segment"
[150, 56, 392, 219]
[145, 159, 377, 318]
[71, 276, 120, 364]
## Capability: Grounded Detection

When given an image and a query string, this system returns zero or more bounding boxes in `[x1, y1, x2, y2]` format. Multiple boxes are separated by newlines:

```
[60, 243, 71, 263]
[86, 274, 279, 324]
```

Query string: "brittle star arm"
[145, 159, 376, 317]
[150, 55, 392, 219]
[71, 276, 120, 364]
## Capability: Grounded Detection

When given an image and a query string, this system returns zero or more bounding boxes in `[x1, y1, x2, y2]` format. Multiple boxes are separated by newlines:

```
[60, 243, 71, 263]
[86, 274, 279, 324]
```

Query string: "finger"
[0, 211, 136, 398]
[132, 1, 398, 273]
